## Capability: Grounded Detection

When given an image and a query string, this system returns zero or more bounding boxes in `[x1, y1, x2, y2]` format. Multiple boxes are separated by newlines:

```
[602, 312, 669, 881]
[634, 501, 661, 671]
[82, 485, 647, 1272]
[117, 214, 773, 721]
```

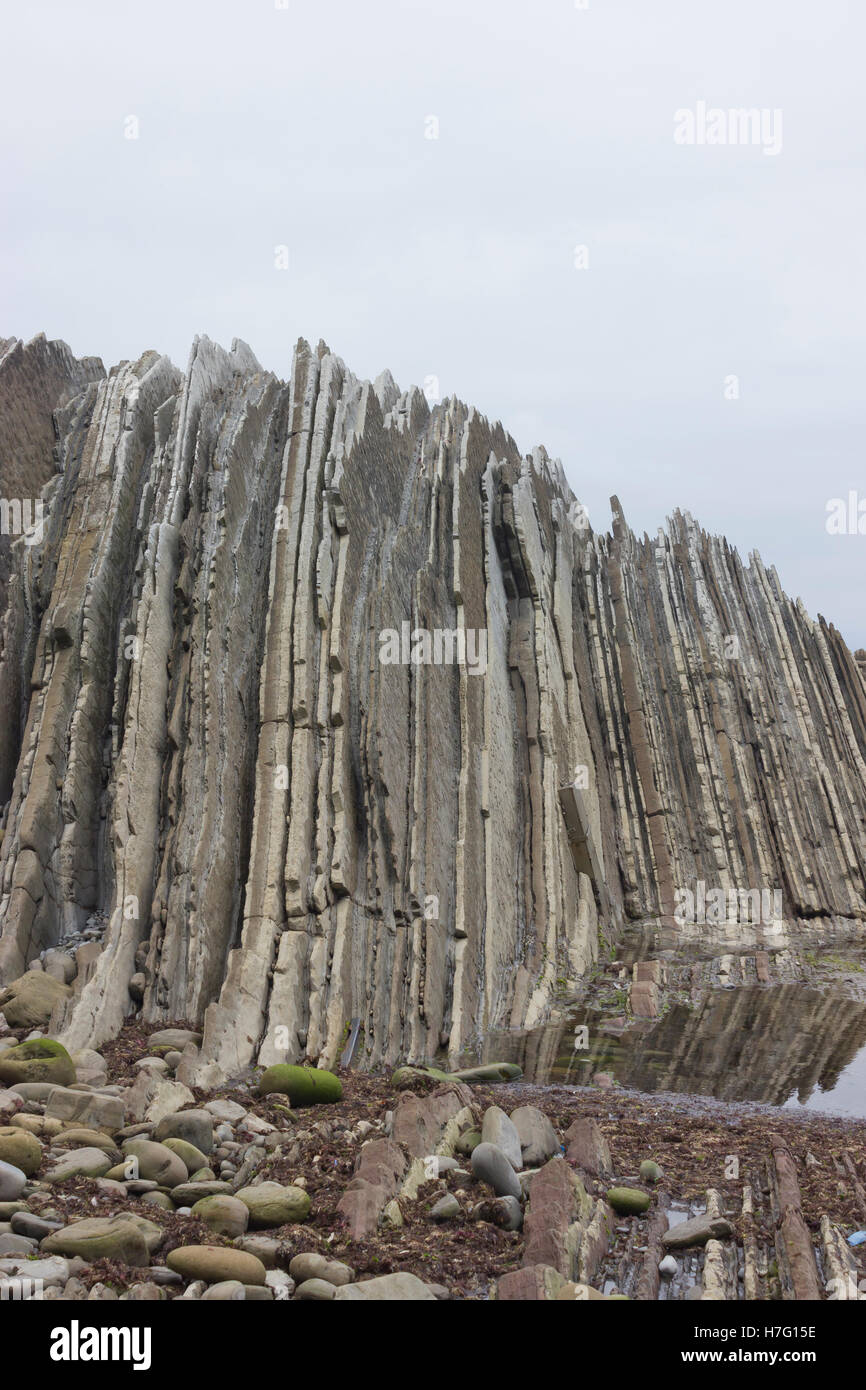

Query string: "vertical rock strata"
[0, 333, 863, 1077]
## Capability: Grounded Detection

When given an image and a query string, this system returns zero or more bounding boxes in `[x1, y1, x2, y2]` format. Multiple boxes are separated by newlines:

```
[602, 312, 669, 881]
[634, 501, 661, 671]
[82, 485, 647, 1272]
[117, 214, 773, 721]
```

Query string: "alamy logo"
[379, 622, 488, 676]
[674, 881, 783, 928]
[1, 1276, 43, 1300]
[0, 497, 43, 545]
[674, 102, 783, 156]
[50, 1320, 152, 1370]
[826, 491, 866, 535]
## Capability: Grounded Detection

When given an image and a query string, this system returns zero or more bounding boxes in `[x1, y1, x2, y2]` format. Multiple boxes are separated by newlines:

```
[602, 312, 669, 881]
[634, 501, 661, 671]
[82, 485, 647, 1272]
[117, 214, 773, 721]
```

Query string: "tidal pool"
[475, 978, 866, 1118]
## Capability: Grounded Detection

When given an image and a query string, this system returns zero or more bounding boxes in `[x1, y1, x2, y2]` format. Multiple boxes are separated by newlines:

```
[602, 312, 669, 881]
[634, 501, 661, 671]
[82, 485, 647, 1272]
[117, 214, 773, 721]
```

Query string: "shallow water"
[476, 974, 866, 1118]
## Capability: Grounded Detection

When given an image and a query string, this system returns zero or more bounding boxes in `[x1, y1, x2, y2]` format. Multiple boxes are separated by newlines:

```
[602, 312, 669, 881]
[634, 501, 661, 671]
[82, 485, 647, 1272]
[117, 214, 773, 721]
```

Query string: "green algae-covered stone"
[606, 1186, 651, 1215]
[257, 1064, 342, 1105]
[0, 1038, 75, 1088]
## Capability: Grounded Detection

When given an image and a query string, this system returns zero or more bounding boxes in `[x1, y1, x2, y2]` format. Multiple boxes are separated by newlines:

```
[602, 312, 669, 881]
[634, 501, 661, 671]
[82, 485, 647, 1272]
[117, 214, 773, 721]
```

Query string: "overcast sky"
[2, 0, 864, 646]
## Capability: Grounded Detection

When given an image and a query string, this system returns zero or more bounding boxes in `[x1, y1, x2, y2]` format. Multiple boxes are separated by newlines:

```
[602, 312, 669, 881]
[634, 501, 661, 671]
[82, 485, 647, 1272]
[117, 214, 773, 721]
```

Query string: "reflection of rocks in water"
[481, 984, 866, 1111]
[622, 985, 866, 1105]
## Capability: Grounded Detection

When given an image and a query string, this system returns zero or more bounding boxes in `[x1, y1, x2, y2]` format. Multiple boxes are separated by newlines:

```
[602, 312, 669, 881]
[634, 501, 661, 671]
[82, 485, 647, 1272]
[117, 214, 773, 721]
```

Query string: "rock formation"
[0, 332, 864, 1080]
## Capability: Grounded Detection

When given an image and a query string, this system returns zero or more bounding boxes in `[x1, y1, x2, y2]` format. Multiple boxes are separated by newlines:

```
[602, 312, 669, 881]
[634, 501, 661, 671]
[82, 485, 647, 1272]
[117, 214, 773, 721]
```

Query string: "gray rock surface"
[0, 332, 863, 1075]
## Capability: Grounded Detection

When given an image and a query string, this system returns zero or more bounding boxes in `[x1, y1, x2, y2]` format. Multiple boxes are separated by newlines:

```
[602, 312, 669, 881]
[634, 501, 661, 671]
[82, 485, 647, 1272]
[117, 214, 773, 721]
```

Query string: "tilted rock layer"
[0, 333, 864, 1079]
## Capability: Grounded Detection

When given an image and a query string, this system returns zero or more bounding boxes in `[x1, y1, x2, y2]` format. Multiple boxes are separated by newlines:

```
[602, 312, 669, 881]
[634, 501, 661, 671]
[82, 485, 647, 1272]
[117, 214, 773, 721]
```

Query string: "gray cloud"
[3, 0, 863, 643]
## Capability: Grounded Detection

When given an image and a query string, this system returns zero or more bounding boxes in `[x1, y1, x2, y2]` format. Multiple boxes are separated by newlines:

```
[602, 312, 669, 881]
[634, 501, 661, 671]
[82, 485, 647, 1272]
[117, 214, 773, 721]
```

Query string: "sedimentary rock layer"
[0, 332, 863, 1078]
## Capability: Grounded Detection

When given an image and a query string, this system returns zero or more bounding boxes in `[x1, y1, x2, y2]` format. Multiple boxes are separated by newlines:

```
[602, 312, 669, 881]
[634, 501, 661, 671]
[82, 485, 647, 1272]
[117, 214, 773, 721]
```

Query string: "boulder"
[160, 1137, 210, 1172]
[53, 1128, 122, 1158]
[606, 1187, 652, 1216]
[236, 1181, 311, 1227]
[144, 1081, 196, 1125]
[480, 1106, 522, 1170]
[147, 1029, 202, 1051]
[0, 1038, 75, 1088]
[166, 1244, 266, 1285]
[122, 1139, 188, 1188]
[471, 1142, 522, 1199]
[294, 1277, 336, 1300]
[257, 1064, 342, 1105]
[0, 1159, 27, 1201]
[42, 1216, 152, 1265]
[71, 1050, 107, 1086]
[662, 1215, 734, 1250]
[153, 1109, 214, 1154]
[190, 1195, 250, 1237]
[46, 1147, 113, 1182]
[44, 1087, 124, 1134]
[0, 974, 71, 1029]
[169, 1180, 232, 1205]
[288, 1252, 354, 1286]
[0, 1127, 42, 1176]
[510, 1106, 560, 1166]
[455, 1127, 482, 1156]
[565, 1117, 614, 1177]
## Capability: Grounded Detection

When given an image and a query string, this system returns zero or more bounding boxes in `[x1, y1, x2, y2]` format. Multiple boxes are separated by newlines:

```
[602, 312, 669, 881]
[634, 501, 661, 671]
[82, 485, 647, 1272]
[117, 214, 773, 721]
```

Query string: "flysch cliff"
[0, 332, 864, 1084]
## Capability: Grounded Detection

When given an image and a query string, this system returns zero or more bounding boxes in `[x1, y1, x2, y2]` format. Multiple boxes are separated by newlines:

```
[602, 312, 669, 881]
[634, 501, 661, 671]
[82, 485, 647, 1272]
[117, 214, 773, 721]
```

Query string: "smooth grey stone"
[471, 1143, 522, 1199]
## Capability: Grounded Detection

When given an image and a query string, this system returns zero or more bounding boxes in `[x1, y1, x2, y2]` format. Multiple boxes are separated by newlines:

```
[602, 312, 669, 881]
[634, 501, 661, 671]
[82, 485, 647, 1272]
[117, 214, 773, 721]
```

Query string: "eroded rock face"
[0, 331, 864, 1080]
